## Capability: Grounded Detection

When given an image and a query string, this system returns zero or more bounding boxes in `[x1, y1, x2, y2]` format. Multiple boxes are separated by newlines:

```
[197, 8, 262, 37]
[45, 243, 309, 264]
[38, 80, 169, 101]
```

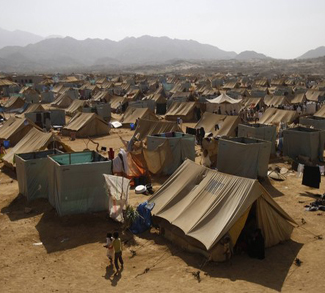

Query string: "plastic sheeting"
[146, 133, 195, 175]
[283, 127, 325, 161]
[238, 123, 277, 154]
[15, 149, 63, 201]
[103, 174, 130, 223]
[48, 151, 112, 216]
[217, 137, 272, 179]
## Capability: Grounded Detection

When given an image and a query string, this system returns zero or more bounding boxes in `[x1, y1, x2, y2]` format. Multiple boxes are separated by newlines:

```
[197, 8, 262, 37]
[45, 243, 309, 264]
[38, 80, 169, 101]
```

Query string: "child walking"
[104, 233, 114, 266]
[112, 232, 124, 272]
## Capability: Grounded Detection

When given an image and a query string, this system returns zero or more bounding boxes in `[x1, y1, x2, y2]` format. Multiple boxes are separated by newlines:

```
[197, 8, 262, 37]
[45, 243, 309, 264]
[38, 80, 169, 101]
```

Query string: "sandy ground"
[1, 124, 325, 292]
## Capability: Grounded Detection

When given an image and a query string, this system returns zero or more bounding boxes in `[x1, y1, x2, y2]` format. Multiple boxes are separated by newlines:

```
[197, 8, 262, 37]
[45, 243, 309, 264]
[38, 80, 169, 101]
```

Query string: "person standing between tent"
[222, 235, 232, 262]
[104, 233, 114, 266]
[0, 143, 6, 160]
[112, 232, 124, 273]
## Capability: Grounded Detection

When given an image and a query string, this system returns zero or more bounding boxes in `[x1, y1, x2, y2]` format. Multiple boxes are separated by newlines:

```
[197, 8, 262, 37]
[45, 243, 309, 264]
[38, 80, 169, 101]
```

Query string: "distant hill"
[0, 35, 238, 72]
[297, 46, 325, 59]
[0, 27, 44, 49]
[235, 50, 269, 60]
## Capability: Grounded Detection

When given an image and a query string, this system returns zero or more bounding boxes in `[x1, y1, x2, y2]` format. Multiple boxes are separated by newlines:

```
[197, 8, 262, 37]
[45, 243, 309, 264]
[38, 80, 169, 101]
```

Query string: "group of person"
[104, 231, 124, 274]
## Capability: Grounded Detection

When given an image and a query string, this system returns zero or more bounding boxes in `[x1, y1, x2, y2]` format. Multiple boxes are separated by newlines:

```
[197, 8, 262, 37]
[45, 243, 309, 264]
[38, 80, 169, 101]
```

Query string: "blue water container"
[130, 123, 135, 130]
[3, 140, 10, 149]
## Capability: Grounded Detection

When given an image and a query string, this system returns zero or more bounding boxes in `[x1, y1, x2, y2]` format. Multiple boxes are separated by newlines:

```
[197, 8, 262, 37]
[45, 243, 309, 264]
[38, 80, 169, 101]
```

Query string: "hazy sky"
[1, 0, 324, 59]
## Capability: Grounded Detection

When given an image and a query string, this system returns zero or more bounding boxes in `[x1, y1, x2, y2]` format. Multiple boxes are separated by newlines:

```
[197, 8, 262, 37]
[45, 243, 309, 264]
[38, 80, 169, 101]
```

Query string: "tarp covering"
[48, 151, 112, 216]
[65, 99, 86, 116]
[195, 112, 240, 137]
[259, 108, 297, 125]
[217, 137, 272, 179]
[120, 107, 158, 125]
[146, 132, 195, 175]
[165, 101, 197, 121]
[148, 160, 296, 260]
[15, 149, 63, 201]
[103, 174, 130, 223]
[143, 139, 173, 174]
[2, 128, 71, 167]
[238, 123, 277, 154]
[283, 127, 325, 161]
[62, 112, 110, 137]
[133, 118, 182, 141]
[0, 117, 41, 146]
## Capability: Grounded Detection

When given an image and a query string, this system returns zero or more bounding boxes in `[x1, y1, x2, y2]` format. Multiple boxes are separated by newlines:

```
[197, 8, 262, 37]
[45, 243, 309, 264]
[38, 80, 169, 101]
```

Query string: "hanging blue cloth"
[129, 201, 155, 234]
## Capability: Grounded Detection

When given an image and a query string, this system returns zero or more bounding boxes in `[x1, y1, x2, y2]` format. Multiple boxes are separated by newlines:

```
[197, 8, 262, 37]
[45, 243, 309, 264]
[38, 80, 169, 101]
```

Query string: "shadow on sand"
[103, 265, 123, 286]
[1, 193, 133, 254]
[261, 177, 284, 198]
[136, 229, 303, 292]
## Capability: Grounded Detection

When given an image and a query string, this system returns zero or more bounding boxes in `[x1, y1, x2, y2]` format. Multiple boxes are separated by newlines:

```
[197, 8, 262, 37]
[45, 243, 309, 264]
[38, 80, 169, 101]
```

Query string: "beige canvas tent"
[2, 96, 25, 110]
[2, 128, 71, 168]
[62, 112, 110, 138]
[241, 97, 263, 111]
[165, 101, 197, 121]
[259, 108, 297, 125]
[264, 95, 289, 107]
[206, 93, 242, 114]
[109, 96, 128, 113]
[65, 99, 86, 116]
[314, 105, 325, 118]
[195, 112, 240, 137]
[51, 94, 73, 108]
[91, 91, 111, 102]
[291, 93, 306, 104]
[0, 117, 41, 146]
[133, 118, 182, 141]
[306, 90, 325, 102]
[24, 103, 45, 114]
[148, 160, 296, 261]
[120, 107, 158, 126]
[217, 137, 272, 179]
[283, 127, 325, 161]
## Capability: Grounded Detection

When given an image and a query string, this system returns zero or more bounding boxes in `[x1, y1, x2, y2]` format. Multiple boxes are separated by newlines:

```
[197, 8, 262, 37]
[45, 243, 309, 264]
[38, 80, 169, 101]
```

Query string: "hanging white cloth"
[103, 174, 130, 223]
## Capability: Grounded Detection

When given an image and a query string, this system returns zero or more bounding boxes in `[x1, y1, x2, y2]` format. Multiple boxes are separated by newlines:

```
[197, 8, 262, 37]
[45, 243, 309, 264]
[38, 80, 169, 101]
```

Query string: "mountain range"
[0, 27, 324, 73]
[297, 46, 325, 59]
